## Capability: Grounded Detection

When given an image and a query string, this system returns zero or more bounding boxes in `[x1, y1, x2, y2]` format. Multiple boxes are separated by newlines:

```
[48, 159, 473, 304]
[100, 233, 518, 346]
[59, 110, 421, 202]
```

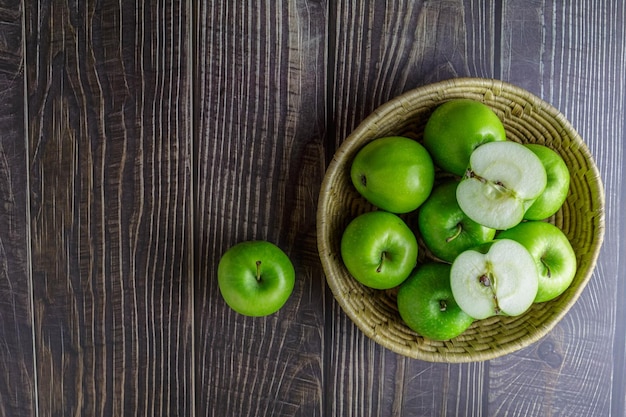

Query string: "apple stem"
[255, 260, 262, 281]
[541, 257, 552, 278]
[466, 169, 486, 183]
[439, 300, 447, 312]
[376, 251, 388, 273]
[467, 170, 509, 192]
[446, 224, 463, 243]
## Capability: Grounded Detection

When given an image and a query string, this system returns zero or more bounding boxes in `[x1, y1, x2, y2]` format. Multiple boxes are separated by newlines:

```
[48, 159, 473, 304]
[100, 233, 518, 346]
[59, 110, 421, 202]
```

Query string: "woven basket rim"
[317, 77, 605, 362]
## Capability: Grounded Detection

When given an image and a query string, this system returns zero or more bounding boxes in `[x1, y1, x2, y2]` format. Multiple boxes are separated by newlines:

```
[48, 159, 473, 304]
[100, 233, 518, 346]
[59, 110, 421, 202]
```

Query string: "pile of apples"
[341, 99, 576, 341]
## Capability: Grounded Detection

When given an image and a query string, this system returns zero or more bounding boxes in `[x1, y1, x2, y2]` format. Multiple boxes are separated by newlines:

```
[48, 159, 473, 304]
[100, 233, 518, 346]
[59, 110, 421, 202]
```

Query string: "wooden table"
[1, 1, 624, 416]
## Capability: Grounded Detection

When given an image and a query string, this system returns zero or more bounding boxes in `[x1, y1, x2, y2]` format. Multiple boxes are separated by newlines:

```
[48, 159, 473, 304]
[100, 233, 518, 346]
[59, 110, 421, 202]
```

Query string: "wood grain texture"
[1, 1, 624, 416]
[195, 1, 327, 415]
[25, 0, 193, 415]
[327, 1, 497, 416]
[490, 1, 626, 416]
[330, 0, 498, 146]
[0, 2, 37, 416]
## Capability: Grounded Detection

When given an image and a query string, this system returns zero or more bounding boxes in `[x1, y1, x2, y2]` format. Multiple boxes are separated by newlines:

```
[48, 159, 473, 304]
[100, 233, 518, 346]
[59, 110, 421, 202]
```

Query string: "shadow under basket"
[316, 77, 605, 363]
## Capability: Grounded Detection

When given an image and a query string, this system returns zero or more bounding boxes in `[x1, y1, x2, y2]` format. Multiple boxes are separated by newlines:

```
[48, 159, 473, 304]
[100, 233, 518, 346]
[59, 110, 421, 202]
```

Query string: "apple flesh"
[523, 144, 570, 220]
[456, 141, 547, 230]
[450, 239, 539, 319]
[498, 221, 577, 303]
[418, 180, 496, 263]
[350, 136, 435, 213]
[217, 240, 295, 317]
[340, 210, 418, 289]
[397, 262, 474, 341]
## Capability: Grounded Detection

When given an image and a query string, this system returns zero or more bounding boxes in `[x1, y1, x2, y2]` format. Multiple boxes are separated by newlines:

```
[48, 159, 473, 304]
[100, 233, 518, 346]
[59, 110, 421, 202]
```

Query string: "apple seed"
[479, 273, 501, 314]
[479, 274, 491, 287]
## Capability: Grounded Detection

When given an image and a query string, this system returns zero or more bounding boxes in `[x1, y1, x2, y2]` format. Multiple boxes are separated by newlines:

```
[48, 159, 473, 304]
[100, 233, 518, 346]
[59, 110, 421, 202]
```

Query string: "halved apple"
[456, 141, 547, 230]
[450, 239, 539, 320]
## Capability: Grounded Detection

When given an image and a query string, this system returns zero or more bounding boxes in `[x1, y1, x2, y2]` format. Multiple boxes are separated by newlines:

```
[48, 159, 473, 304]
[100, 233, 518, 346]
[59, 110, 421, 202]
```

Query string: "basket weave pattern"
[317, 78, 605, 362]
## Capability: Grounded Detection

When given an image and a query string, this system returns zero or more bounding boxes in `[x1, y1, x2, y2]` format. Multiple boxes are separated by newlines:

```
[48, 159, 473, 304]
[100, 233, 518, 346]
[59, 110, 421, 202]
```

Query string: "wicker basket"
[317, 78, 605, 362]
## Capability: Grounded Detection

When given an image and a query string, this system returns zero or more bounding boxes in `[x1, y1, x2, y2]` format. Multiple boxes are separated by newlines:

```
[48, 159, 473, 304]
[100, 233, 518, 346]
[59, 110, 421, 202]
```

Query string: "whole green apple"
[498, 221, 577, 303]
[450, 239, 539, 319]
[340, 211, 418, 289]
[418, 180, 496, 263]
[350, 136, 435, 213]
[523, 144, 570, 220]
[397, 262, 474, 341]
[423, 99, 506, 176]
[217, 240, 295, 317]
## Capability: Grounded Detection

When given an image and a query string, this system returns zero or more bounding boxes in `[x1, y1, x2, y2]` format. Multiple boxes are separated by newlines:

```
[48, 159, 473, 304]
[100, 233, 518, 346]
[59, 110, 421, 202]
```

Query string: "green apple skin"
[497, 221, 577, 303]
[450, 239, 539, 320]
[423, 99, 506, 176]
[418, 180, 496, 263]
[217, 241, 295, 317]
[523, 144, 570, 220]
[397, 262, 474, 341]
[341, 211, 418, 290]
[350, 136, 435, 214]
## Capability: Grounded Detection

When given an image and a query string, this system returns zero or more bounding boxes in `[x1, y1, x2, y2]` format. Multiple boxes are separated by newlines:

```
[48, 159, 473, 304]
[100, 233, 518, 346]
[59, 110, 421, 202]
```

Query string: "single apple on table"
[397, 262, 474, 341]
[423, 99, 507, 176]
[450, 239, 539, 320]
[340, 210, 418, 290]
[523, 144, 571, 220]
[418, 180, 496, 263]
[350, 136, 435, 214]
[217, 240, 295, 317]
[498, 221, 577, 303]
[456, 140, 547, 230]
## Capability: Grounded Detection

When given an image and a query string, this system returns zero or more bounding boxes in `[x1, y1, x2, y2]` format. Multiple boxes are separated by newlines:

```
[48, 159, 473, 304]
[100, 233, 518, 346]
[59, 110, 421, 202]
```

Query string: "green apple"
[450, 239, 539, 319]
[456, 141, 547, 230]
[497, 221, 577, 303]
[397, 262, 474, 341]
[418, 180, 496, 263]
[423, 99, 507, 176]
[217, 240, 295, 317]
[340, 211, 418, 289]
[523, 144, 570, 220]
[350, 136, 435, 213]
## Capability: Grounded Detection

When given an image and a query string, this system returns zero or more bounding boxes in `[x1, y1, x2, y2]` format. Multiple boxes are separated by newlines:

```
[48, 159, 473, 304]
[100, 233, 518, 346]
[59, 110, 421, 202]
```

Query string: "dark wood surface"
[1, 1, 624, 416]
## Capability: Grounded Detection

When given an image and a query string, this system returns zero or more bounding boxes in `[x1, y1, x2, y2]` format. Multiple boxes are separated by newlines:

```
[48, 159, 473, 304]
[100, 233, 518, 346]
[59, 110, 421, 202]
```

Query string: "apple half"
[456, 141, 547, 230]
[450, 239, 539, 320]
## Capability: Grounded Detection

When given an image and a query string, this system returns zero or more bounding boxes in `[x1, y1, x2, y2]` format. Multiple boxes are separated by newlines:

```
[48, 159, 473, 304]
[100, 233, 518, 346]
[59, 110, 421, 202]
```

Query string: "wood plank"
[0, 2, 37, 416]
[24, 0, 193, 415]
[194, 1, 327, 415]
[490, 1, 626, 416]
[328, 1, 497, 415]
[330, 0, 499, 146]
